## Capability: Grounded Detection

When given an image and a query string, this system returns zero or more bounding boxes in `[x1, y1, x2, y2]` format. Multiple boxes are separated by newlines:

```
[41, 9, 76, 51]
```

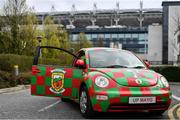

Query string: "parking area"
[0, 83, 179, 119]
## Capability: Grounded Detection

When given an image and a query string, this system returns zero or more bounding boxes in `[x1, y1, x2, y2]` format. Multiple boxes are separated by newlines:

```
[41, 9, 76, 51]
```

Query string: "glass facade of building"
[69, 27, 148, 54]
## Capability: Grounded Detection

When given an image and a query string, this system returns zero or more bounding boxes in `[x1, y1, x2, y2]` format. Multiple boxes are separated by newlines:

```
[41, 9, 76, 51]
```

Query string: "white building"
[162, 1, 180, 64]
[147, 24, 162, 64]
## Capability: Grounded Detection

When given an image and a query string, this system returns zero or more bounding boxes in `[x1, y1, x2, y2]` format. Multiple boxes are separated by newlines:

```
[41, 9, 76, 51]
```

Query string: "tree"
[2, 0, 28, 54]
[37, 16, 74, 65]
[0, 14, 3, 30]
[40, 16, 71, 61]
[43, 16, 60, 47]
[97, 37, 104, 47]
[74, 32, 93, 51]
[57, 26, 70, 50]
[19, 13, 38, 55]
[171, 11, 180, 64]
[0, 0, 38, 55]
[40, 16, 60, 58]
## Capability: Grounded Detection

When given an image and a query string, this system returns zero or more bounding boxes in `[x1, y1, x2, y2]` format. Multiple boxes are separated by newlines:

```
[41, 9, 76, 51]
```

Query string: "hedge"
[150, 65, 180, 82]
[0, 54, 71, 88]
[0, 54, 72, 72]
[0, 54, 33, 72]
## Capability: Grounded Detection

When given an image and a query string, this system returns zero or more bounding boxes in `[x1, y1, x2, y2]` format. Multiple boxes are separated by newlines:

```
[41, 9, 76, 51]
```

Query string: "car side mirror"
[144, 60, 151, 68]
[75, 59, 85, 68]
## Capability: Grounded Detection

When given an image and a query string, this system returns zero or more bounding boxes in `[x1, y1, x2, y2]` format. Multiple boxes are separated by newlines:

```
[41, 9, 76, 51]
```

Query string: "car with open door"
[31, 46, 171, 118]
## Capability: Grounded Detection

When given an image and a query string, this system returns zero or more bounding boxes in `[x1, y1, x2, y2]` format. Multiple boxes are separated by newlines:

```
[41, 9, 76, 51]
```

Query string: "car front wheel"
[79, 86, 94, 118]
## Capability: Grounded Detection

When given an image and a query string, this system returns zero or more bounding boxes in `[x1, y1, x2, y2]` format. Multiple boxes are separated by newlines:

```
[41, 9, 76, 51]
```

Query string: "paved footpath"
[0, 84, 179, 119]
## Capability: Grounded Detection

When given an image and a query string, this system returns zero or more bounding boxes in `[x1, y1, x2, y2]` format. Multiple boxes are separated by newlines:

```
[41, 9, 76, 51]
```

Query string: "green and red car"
[31, 46, 171, 118]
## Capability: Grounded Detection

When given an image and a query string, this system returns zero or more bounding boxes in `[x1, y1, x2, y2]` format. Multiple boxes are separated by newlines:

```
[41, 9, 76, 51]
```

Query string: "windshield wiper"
[130, 66, 145, 69]
[102, 65, 128, 68]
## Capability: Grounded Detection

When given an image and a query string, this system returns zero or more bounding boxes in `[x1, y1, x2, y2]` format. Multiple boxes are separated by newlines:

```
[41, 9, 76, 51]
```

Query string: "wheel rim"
[80, 91, 87, 113]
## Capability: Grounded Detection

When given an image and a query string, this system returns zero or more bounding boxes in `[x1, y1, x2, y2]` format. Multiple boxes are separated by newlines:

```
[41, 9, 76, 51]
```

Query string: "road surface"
[0, 84, 179, 119]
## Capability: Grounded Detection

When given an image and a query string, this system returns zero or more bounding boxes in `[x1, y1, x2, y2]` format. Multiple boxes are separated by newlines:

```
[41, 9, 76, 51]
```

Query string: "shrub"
[0, 54, 73, 73]
[0, 54, 33, 72]
[150, 65, 180, 82]
[0, 70, 31, 89]
[16, 72, 31, 85]
[0, 71, 16, 88]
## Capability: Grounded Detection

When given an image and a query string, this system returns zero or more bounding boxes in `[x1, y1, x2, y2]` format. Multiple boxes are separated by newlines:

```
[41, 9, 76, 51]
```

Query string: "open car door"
[31, 46, 83, 98]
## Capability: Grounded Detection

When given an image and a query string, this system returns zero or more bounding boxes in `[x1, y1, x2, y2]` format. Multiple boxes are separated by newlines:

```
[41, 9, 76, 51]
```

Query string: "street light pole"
[37, 36, 43, 46]
[37, 36, 43, 58]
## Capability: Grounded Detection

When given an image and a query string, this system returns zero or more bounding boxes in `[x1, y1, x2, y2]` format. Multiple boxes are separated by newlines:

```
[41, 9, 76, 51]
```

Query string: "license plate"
[129, 97, 156, 104]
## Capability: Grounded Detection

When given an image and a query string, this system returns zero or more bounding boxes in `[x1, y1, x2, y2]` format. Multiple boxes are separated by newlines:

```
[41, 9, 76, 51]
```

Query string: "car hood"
[92, 68, 158, 87]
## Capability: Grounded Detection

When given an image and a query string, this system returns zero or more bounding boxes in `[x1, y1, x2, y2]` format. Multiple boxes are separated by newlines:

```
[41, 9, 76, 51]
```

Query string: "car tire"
[149, 110, 165, 116]
[61, 98, 69, 102]
[79, 86, 94, 118]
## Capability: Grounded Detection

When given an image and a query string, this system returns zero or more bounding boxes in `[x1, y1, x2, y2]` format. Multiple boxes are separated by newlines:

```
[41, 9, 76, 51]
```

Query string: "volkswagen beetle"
[31, 46, 171, 118]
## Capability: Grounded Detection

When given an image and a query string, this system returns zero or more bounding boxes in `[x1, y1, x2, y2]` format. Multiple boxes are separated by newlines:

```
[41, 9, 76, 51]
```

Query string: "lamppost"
[36, 36, 43, 58]
[36, 36, 43, 46]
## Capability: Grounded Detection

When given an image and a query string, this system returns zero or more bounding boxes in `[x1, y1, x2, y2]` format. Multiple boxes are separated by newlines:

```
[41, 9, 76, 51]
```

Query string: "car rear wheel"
[79, 86, 94, 118]
[61, 98, 69, 102]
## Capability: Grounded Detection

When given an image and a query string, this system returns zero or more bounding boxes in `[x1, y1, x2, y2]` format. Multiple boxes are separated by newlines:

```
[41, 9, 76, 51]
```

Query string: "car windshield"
[88, 49, 145, 68]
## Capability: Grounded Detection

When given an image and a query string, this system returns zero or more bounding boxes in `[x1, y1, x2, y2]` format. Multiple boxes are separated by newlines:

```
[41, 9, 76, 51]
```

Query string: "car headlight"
[160, 76, 169, 88]
[95, 76, 109, 88]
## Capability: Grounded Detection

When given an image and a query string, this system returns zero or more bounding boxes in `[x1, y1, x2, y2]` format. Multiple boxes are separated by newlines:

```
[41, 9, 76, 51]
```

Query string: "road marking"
[172, 95, 180, 101]
[3, 89, 27, 95]
[168, 103, 180, 119]
[38, 100, 61, 112]
[177, 106, 180, 119]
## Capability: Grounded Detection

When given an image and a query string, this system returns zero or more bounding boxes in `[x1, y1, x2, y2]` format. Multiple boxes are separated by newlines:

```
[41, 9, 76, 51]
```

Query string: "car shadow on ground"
[63, 100, 165, 119]
[92, 112, 163, 119]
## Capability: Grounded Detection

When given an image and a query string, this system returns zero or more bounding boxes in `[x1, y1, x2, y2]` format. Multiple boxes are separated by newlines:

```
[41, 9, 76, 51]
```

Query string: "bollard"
[14, 65, 19, 76]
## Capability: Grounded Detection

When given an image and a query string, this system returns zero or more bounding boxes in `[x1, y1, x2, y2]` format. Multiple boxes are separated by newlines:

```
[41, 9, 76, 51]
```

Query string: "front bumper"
[90, 86, 171, 112]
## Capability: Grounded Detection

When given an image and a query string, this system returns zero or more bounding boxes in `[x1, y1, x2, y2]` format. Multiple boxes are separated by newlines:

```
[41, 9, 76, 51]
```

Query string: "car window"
[88, 49, 145, 68]
[36, 47, 74, 67]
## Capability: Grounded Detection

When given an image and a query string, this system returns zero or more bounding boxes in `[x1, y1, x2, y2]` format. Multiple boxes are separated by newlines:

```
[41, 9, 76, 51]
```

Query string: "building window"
[104, 34, 111, 41]
[118, 34, 124, 43]
[91, 34, 98, 42]
[138, 48, 145, 53]
[92, 34, 98, 39]
[119, 34, 124, 39]
[86, 34, 91, 40]
[111, 34, 118, 41]
[138, 34, 145, 44]
[112, 34, 118, 38]
[125, 34, 131, 38]
[132, 34, 138, 39]
[69, 30, 148, 55]
[139, 34, 145, 40]
[72, 34, 78, 41]
[125, 34, 131, 44]
[98, 34, 104, 38]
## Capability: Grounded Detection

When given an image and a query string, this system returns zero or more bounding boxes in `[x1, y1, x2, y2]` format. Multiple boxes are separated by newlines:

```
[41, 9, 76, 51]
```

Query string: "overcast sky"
[0, 0, 179, 12]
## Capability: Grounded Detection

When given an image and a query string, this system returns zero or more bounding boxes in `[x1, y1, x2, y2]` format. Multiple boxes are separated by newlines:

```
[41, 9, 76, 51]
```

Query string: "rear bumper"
[90, 87, 171, 112]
